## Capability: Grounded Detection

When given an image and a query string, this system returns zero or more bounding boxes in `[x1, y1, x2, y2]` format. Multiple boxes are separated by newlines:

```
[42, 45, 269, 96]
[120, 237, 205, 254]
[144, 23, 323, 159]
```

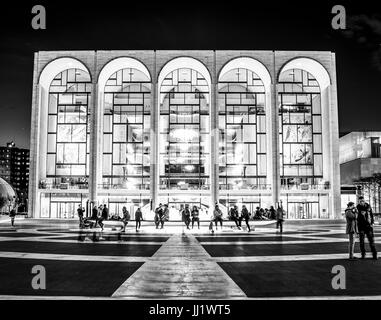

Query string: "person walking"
[276, 204, 285, 233]
[241, 205, 252, 232]
[135, 207, 143, 231]
[356, 196, 377, 259]
[229, 205, 241, 230]
[345, 202, 358, 260]
[9, 207, 16, 227]
[77, 204, 85, 228]
[121, 206, 130, 232]
[99, 204, 109, 231]
[91, 205, 99, 228]
[213, 204, 223, 230]
[191, 205, 200, 229]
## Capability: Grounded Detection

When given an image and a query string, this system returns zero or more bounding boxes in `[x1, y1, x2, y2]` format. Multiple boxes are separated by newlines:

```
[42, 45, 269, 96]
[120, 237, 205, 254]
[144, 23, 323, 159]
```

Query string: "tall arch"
[217, 57, 274, 211]
[277, 57, 332, 219]
[35, 57, 92, 218]
[156, 57, 212, 212]
[96, 57, 152, 217]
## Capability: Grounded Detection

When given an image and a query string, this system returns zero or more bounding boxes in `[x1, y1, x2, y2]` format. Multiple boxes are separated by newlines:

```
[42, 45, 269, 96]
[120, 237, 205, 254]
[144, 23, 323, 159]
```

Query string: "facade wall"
[29, 50, 340, 219]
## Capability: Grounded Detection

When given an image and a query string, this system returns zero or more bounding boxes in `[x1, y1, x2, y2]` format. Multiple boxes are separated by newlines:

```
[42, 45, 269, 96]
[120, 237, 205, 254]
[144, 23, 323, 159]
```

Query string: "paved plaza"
[0, 219, 380, 299]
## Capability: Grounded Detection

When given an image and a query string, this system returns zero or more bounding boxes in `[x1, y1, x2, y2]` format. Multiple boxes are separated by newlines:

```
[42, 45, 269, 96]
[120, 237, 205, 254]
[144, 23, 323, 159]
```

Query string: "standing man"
[77, 204, 85, 228]
[213, 203, 223, 230]
[91, 205, 99, 228]
[357, 196, 377, 260]
[345, 202, 358, 260]
[183, 204, 191, 230]
[276, 203, 285, 234]
[191, 205, 200, 229]
[9, 207, 16, 227]
[99, 204, 109, 231]
[135, 207, 143, 232]
[154, 204, 162, 229]
[161, 204, 169, 229]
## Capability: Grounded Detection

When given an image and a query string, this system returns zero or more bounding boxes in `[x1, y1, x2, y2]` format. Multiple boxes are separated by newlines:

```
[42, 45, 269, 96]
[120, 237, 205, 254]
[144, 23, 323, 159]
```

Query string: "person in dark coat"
[345, 202, 358, 260]
[356, 196, 377, 259]
[241, 205, 252, 232]
[121, 206, 130, 232]
[182, 204, 191, 229]
[191, 205, 200, 229]
[77, 205, 85, 228]
[98, 204, 109, 230]
[9, 208, 16, 227]
[213, 204, 223, 230]
[91, 205, 99, 227]
[154, 204, 162, 229]
[135, 207, 143, 231]
[229, 205, 241, 229]
[160, 204, 169, 229]
[276, 204, 285, 233]
[269, 206, 276, 220]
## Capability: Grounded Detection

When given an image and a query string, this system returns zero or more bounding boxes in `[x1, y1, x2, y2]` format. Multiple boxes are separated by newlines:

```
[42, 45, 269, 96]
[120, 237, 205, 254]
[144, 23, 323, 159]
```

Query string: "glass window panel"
[47, 134, 56, 153]
[313, 116, 322, 132]
[63, 144, 79, 163]
[47, 155, 55, 175]
[113, 125, 126, 142]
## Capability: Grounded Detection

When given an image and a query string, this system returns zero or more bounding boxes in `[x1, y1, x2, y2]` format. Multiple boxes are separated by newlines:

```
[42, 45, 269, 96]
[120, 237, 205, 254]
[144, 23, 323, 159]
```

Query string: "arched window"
[102, 68, 151, 189]
[278, 68, 323, 187]
[46, 68, 91, 186]
[159, 68, 210, 190]
[218, 68, 267, 190]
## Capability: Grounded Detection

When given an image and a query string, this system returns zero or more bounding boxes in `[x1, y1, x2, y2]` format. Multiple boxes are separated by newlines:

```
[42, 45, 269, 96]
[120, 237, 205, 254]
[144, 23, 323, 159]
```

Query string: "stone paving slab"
[112, 234, 246, 298]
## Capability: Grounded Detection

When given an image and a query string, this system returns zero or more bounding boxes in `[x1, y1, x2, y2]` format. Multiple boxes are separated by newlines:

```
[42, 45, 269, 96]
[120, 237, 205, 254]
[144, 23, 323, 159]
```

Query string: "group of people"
[77, 204, 144, 232]
[345, 196, 378, 260]
[76, 202, 286, 233]
[180, 204, 201, 230]
[227, 204, 285, 233]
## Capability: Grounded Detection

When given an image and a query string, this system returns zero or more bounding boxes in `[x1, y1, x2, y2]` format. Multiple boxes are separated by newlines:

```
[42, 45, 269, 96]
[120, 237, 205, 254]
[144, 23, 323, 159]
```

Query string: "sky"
[0, 0, 380, 149]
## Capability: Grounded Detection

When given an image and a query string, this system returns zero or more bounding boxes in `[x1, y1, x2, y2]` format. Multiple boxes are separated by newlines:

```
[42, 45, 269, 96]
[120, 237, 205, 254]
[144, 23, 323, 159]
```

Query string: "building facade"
[0, 142, 30, 210]
[340, 131, 381, 213]
[29, 50, 340, 219]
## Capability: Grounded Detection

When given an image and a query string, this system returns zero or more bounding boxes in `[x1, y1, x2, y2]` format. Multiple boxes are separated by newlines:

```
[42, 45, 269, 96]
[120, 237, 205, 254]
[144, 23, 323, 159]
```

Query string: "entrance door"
[287, 202, 319, 219]
[57, 202, 79, 219]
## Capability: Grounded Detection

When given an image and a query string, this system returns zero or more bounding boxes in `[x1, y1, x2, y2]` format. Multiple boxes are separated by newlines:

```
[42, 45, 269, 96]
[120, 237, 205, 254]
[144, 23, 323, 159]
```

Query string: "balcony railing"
[98, 183, 150, 190]
[159, 184, 211, 191]
[39, 182, 88, 190]
[281, 182, 330, 191]
[219, 184, 272, 191]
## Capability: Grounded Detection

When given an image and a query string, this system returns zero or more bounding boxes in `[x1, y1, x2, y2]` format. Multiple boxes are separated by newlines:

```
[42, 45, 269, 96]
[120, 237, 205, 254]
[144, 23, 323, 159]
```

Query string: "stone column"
[150, 52, 159, 211]
[210, 52, 219, 207]
[271, 54, 280, 207]
[329, 53, 341, 219]
[89, 54, 98, 207]
[28, 53, 40, 218]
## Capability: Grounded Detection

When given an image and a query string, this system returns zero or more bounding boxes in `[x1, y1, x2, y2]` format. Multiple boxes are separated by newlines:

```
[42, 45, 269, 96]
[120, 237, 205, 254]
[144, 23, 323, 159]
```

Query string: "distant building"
[0, 142, 30, 211]
[340, 131, 381, 213]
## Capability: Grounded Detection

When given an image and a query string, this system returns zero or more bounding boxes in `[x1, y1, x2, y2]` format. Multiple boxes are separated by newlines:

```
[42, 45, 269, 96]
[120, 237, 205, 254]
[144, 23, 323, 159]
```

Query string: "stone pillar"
[210, 52, 219, 207]
[150, 52, 158, 211]
[89, 54, 98, 206]
[28, 53, 40, 218]
[329, 53, 341, 219]
[271, 54, 281, 207]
